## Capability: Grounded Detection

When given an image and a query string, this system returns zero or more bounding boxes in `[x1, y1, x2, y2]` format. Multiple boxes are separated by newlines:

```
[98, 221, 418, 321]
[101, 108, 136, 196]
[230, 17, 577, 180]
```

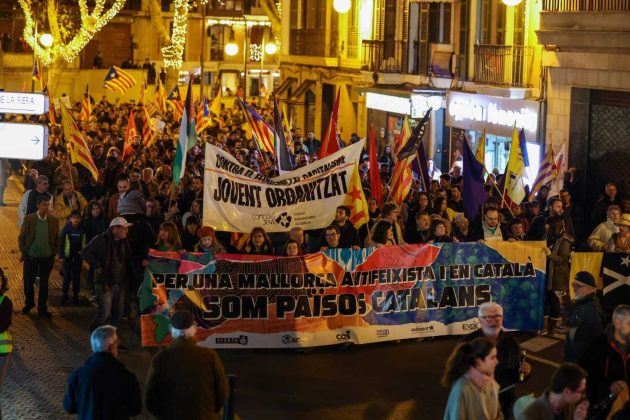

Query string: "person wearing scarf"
[443, 338, 503, 419]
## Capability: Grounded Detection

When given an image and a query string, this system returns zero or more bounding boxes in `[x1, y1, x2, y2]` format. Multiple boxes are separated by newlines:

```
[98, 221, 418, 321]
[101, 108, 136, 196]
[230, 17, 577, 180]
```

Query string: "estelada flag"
[602, 253, 630, 313]
[344, 163, 369, 230]
[167, 85, 185, 120]
[61, 103, 98, 180]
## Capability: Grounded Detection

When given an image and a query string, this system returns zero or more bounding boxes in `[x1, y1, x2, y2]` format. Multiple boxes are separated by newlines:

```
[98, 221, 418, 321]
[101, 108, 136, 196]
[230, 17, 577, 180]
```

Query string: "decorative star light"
[622, 255, 630, 267]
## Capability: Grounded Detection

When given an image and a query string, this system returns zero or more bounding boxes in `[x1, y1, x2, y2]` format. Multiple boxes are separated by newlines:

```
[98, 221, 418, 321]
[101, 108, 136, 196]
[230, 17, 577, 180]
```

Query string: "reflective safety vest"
[0, 296, 12, 353]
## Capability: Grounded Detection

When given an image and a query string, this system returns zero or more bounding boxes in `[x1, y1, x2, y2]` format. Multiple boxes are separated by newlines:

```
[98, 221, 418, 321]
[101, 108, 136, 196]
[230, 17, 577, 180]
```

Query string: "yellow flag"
[504, 125, 527, 204]
[475, 130, 486, 164]
[210, 86, 222, 116]
[569, 253, 604, 298]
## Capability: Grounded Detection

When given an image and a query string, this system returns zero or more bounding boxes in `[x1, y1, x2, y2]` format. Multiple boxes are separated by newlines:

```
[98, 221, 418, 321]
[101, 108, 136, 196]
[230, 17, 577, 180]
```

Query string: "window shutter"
[418, 2, 429, 76]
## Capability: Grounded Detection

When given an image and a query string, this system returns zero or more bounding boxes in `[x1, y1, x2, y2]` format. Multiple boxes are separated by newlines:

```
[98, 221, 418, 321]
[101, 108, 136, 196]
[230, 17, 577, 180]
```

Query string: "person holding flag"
[80, 84, 91, 122]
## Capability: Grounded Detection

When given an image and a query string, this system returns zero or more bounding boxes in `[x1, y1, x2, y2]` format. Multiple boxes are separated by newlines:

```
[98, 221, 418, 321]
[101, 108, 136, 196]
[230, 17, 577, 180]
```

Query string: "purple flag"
[463, 139, 488, 221]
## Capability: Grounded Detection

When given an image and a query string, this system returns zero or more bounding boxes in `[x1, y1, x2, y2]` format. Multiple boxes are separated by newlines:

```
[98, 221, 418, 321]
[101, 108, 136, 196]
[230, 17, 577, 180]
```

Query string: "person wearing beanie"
[146, 310, 229, 419]
[194, 226, 227, 254]
[558, 271, 606, 363]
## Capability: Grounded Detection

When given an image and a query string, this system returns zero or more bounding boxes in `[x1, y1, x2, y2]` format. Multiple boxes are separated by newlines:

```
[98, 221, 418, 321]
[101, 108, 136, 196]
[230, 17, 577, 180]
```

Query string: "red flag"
[319, 88, 341, 159]
[123, 110, 138, 160]
[368, 127, 383, 207]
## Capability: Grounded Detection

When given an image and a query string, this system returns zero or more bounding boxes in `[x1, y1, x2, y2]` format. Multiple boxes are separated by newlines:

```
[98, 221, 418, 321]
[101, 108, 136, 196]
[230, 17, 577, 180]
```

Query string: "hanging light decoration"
[18, 0, 126, 66]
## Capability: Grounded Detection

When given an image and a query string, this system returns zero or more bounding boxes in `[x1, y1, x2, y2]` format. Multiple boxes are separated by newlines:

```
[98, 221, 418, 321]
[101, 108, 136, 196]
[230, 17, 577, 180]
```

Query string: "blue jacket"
[63, 352, 142, 419]
[59, 224, 86, 259]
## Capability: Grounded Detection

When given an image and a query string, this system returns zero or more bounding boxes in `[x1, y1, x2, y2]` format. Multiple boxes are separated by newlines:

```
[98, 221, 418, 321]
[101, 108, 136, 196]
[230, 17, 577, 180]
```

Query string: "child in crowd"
[59, 210, 86, 304]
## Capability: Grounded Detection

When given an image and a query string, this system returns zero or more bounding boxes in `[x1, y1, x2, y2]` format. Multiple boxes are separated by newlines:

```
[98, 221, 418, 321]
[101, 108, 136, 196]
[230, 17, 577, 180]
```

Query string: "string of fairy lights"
[18, 0, 126, 66]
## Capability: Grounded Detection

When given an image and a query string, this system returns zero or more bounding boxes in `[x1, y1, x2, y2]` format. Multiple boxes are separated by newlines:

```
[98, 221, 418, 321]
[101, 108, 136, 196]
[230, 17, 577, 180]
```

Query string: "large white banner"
[203, 140, 364, 233]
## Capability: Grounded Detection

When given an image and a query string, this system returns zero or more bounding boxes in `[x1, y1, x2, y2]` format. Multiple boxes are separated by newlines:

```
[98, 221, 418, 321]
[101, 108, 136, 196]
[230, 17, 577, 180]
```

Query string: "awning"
[289, 80, 316, 102]
[274, 77, 297, 97]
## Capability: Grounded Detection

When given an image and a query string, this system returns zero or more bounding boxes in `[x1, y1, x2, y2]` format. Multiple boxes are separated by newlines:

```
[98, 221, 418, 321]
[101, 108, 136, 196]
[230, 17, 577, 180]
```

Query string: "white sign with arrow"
[0, 123, 48, 160]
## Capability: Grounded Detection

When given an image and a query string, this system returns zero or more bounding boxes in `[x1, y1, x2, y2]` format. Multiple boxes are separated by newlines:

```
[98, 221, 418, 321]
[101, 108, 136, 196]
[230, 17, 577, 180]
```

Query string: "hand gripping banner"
[203, 140, 364, 233]
[140, 241, 547, 348]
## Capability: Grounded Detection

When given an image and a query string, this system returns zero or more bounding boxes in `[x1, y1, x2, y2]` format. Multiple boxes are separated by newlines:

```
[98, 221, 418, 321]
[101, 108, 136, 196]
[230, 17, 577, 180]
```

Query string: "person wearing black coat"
[330, 206, 361, 249]
[592, 183, 625, 226]
[64, 326, 142, 419]
[580, 307, 630, 419]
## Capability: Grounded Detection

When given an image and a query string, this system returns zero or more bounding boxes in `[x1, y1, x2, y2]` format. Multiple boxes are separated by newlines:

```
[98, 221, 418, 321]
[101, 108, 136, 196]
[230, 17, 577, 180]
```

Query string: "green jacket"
[18, 212, 60, 262]
[146, 336, 229, 419]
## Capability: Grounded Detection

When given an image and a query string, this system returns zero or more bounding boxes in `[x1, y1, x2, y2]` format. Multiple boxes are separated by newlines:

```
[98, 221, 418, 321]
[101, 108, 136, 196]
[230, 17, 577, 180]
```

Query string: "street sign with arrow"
[0, 123, 48, 160]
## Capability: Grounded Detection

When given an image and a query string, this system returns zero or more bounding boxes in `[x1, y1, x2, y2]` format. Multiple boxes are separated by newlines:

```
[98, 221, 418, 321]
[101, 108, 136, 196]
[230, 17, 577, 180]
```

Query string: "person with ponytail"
[443, 337, 503, 419]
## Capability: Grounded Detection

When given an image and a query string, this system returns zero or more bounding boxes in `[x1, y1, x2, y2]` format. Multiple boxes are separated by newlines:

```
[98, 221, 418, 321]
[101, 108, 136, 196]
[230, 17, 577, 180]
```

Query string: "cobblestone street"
[0, 179, 153, 419]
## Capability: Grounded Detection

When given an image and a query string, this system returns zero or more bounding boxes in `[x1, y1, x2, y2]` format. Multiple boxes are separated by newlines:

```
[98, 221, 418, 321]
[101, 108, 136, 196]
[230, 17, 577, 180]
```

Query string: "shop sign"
[365, 92, 410, 115]
[446, 92, 541, 141]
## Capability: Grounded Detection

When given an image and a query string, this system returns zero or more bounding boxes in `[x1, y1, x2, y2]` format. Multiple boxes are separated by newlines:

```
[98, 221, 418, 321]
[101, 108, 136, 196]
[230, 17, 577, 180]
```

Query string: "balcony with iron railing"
[474, 45, 534, 89]
[542, 0, 630, 11]
[361, 40, 408, 74]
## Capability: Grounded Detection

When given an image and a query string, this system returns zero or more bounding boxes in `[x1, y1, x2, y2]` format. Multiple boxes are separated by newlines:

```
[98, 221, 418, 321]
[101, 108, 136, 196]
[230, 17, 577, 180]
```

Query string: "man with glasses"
[320, 225, 342, 252]
[81, 218, 134, 348]
[461, 302, 532, 419]
[558, 272, 605, 363]
[516, 363, 589, 420]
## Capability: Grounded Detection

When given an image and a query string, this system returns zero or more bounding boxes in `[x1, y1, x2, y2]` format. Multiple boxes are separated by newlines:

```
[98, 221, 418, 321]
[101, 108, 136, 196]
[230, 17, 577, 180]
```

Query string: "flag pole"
[467, 139, 515, 218]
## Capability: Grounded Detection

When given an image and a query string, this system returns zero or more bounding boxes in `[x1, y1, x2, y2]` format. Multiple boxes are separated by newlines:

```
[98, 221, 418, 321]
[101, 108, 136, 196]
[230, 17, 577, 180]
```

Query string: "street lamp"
[264, 42, 277, 55]
[225, 28, 239, 56]
[501, 0, 523, 5]
[40, 33, 53, 47]
[333, 0, 351, 13]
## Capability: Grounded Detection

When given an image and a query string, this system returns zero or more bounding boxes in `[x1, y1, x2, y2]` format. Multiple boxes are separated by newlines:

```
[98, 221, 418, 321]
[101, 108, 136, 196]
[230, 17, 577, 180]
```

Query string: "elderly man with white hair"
[146, 310, 229, 419]
[63, 326, 142, 419]
[460, 302, 532, 419]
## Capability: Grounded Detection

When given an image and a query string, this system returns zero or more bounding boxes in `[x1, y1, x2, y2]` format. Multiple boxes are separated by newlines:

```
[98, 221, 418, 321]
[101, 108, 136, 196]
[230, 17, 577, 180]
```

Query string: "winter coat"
[80, 229, 135, 288]
[84, 217, 109, 243]
[588, 218, 619, 251]
[443, 374, 503, 420]
[18, 213, 60, 261]
[53, 191, 88, 231]
[546, 233, 573, 292]
[580, 324, 630, 409]
[516, 390, 575, 420]
[63, 352, 142, 419]
[146, 337, 229, 420]
[117, 189, 147, 215]
[564, 293, 605, 363]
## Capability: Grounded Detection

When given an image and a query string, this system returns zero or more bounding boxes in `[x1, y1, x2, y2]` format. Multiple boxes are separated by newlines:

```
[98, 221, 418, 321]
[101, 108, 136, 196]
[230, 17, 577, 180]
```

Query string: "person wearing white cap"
[81, 217, 135, 337]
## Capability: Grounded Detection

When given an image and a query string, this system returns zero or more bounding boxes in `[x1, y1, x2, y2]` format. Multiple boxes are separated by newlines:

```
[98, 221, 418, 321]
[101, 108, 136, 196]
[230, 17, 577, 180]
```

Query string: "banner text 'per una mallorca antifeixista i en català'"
[140, 241, 547, 348]
[203, 140, 365, 233]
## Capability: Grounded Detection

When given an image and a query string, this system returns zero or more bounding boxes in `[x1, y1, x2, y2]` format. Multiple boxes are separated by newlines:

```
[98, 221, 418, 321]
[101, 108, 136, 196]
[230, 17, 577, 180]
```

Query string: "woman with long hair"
[379, 145, 395, 175]
[155, 180, 171, 207]
[407, 192, 433, 230]
[542, 215, 574, 334]
[243, 227, 274, 255]
[181, 216, 201, 252]
[182, 199, 203, 227]
[442, 338, 501, 420]
[155, 221, 182, 252]
[369, 220, 394, 248]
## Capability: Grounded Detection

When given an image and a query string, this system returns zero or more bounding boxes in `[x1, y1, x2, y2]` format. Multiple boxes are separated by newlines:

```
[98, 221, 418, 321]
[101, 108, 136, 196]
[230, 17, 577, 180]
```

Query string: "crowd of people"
[0, 92, 628, 419]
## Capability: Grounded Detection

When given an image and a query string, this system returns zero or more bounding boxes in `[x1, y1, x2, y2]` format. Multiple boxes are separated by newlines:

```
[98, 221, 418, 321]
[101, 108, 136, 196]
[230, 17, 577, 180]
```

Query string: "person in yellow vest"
[0, 267, 13, 418]
[54, 179, 87, 232]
